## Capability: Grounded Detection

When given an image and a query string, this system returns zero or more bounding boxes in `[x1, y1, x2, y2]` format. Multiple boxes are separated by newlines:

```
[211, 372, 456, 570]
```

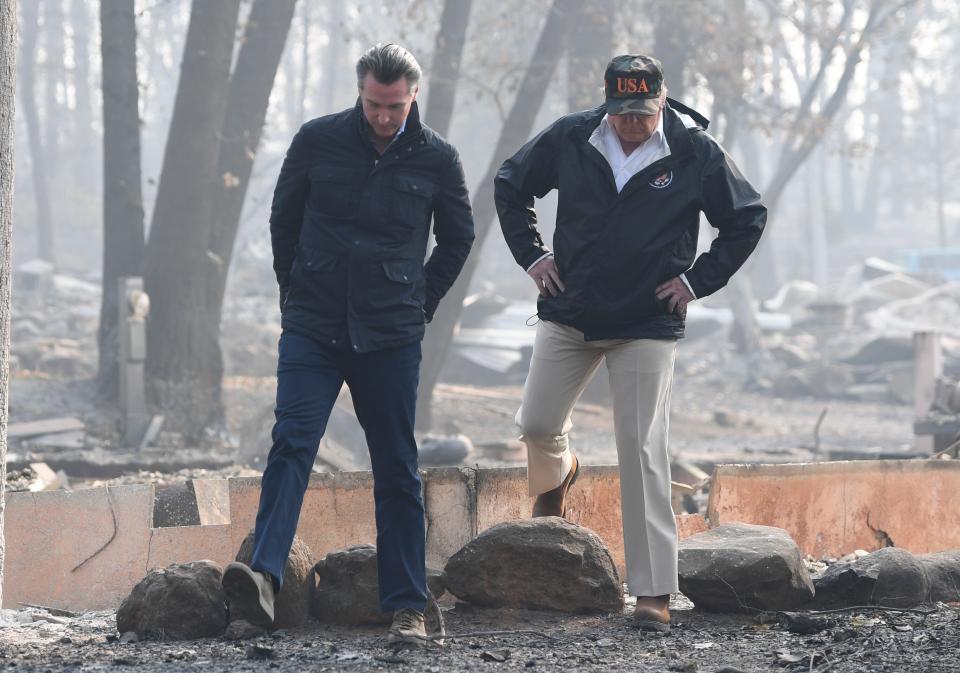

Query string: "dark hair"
[356, 43, 422, 91]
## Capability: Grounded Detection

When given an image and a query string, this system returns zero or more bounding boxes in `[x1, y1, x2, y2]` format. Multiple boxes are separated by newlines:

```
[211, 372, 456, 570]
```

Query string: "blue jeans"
[249, 331, 427, 613]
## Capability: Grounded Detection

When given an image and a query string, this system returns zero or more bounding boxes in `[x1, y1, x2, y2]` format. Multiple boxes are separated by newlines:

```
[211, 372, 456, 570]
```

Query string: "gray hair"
[356, 44, 422, 91]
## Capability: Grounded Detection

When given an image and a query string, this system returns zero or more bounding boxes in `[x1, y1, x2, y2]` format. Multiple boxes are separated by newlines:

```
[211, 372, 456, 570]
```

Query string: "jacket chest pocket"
[389, 173, 435, 228]
[308, 166, 361, 220]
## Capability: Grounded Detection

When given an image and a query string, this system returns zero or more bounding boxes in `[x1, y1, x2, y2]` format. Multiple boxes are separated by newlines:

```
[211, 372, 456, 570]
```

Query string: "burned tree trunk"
[200, 0, 298, 418]
[423, 0, 472, 136]
[18, 0, 54, 262]
[0, 0, 17, 609]
[321, 0, 345, 111]
[652, 2, 691, 100]
[143, 0, 241, 436]
[708, 0, 762, 355]
[71, 0, 95, 159]
[567, 0, 613, 112]
[97, 0, 145, 400]
[297, 1, 310, 124]
[414, 0, 473, 430]
[416, 0, 574, 430]
[42, 0, 63, 171]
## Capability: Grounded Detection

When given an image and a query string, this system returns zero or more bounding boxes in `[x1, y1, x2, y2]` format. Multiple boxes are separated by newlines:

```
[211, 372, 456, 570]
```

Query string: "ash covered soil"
[2, 597, 958, 672]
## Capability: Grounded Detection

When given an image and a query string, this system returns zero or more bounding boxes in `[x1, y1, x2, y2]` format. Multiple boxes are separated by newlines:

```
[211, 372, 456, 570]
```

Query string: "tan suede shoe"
[532, 454, 580, 518]
[633, 595, 670, 633]
[222, 562, 275, 627]
[387, 608, 428, 647]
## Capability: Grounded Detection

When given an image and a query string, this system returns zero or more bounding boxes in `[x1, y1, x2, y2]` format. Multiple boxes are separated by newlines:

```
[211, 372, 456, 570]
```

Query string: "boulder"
[311, 544, 445, 625]
[678, 523, 814, 613]
[918, 550, 960, 603]
[116, 561, 227, 640]
[443, 517, 623, 613]
[813, 547, 960, 608]
[233, 532, 313, 628]
[812, 547, 927, 608]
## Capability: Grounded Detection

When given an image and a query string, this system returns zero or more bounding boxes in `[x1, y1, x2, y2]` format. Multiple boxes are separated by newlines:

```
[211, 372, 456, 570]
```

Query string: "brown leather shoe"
[532, 454, 580, 518]
[633, 595, 670, 633]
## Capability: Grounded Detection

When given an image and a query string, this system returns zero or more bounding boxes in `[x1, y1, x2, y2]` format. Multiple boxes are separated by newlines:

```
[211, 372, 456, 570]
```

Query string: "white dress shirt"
[590, 113, 669, 191]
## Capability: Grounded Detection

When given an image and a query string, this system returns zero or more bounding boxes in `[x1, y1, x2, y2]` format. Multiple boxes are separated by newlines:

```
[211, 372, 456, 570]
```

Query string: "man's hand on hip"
[527, 256, 566, 298]
[655, 277, 695, 317]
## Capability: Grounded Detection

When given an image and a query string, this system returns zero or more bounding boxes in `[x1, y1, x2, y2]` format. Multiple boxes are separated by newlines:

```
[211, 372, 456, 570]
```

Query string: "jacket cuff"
[514, 245, 553, 271]
[424, 297, 439, 323]
[525, 251, 554, 273]
[683, 268, 716, 299]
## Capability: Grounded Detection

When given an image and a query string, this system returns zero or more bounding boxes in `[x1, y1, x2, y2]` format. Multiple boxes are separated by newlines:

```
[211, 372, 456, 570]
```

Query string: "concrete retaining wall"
[708, 460, 960, 558]
[2, 465, 706, 611]
[9, 459, 955, 611]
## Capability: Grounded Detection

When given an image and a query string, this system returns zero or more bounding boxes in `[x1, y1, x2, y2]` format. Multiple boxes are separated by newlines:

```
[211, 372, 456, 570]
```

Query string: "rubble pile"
[757, 262, 960, 406]
[11, 261, 100, 380]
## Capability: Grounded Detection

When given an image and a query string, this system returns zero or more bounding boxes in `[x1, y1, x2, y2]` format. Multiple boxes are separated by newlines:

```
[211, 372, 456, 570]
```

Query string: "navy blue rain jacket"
[495, 99, 766, 340]
[271, 101, 475, 352]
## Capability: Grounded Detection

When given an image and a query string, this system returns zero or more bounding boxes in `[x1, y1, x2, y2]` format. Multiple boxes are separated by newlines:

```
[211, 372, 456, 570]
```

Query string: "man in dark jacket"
[222, 44, 474, 645]
[495, 55, 765, 631]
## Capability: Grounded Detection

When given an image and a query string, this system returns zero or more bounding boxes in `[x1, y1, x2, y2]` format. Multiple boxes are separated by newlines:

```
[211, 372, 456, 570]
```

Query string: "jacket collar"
[661, 106, 694, 160]
[579, 98, 707, 137]
[354, 98, 424, 147]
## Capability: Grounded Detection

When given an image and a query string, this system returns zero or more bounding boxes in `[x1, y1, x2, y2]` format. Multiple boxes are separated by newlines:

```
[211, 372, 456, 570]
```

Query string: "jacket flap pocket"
[299, 245, 340, 272]
[382, 259, 420, 283]
[393, 174, 434, 198]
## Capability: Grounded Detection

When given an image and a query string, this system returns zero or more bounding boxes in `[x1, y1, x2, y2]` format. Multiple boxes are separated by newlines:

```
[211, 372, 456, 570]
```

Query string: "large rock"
[233, 532, 314, 628]
[813, 547, 925, 608]
[813, 547, 960, 608]
[678, 523, 814, 613]
[311, 544, 446, 625]
[443, 518, 623, 613]
[117, 561, 227, 640]
[919, 550, 960, 603]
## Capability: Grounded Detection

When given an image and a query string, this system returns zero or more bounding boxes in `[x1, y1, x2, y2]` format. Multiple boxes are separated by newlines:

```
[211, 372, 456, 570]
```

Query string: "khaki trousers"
[516, 319, 678, 596]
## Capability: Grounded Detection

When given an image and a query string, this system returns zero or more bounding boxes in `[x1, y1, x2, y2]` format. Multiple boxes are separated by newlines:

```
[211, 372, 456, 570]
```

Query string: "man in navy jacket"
[496, 54, 765, 631]
[223, 43, 474, 646]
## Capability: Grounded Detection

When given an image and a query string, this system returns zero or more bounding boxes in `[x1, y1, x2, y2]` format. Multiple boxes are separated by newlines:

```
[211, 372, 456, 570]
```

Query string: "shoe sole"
[222, 564, 273, 626]
[634, 618, 671, 633]
[387, 633, 429, 648]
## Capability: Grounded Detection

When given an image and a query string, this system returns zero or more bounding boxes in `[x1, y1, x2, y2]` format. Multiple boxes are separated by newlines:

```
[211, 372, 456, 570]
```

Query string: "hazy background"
[7, 0, 959, 460]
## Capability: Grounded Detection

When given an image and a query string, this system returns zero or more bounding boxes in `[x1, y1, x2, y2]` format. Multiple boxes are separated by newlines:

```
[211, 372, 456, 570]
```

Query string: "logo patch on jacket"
[649, 171, 673, 189]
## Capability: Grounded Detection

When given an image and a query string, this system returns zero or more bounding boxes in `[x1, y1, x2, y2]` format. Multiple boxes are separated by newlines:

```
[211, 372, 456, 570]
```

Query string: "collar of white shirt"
[589, 112, 670, 189]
